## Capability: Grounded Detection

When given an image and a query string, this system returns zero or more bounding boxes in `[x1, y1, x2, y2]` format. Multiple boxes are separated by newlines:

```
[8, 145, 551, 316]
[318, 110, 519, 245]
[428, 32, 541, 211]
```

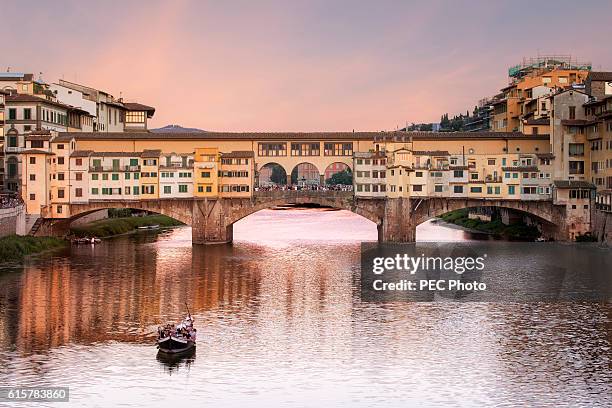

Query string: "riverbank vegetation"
[0, 235, 66, 263]
[439, 209, 541, 241]
[70, 214, 183, 238]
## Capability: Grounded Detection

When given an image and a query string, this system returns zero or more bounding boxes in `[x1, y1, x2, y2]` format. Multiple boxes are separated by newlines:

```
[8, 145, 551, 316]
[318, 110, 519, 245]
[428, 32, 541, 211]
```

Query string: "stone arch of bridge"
[225, 195, 384, 228]
[409, 198, 564, 239]
[65, 199, 194, 226]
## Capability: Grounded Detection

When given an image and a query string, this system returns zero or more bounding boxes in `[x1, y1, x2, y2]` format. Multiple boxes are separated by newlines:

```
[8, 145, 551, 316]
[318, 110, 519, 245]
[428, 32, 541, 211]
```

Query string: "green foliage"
[108, 208, 134, 218]
[0, 235, 66, 263]
[270, 165, 287, 185]
[439, 209, 541, 240]
[326, 169, 353, 185]
[70, 215, 183, 238]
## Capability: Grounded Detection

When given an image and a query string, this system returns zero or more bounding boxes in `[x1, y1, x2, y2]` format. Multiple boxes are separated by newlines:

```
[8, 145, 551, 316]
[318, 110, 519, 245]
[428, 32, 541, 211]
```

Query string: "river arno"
[0, 209, 610, 407]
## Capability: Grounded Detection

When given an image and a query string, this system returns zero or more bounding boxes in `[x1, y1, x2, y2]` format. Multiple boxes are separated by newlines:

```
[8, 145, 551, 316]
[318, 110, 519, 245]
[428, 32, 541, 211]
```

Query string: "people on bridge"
[255, 184, 353, 192]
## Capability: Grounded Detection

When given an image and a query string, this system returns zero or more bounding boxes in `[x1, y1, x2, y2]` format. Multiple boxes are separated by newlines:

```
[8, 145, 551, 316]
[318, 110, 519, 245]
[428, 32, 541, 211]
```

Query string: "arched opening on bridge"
[60, 207, 187, 238]
[291, 162, 321, 187]
[324, 162, 352, 186]
[232, 206, 378, 243]
[416, 206, 557, 242]
[257, 162, 288, 187]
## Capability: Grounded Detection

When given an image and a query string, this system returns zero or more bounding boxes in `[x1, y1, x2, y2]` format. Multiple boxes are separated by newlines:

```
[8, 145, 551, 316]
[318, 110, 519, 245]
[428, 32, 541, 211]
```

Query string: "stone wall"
[70, 209, 109, 226]
[0, 204, 26, 237]
[592, 209, 612, 245]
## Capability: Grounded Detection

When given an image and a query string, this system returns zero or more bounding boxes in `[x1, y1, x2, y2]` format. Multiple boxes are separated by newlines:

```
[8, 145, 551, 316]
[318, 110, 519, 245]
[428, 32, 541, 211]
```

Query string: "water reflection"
[0, 209, 610, 407]
[156, 349, 196, 374]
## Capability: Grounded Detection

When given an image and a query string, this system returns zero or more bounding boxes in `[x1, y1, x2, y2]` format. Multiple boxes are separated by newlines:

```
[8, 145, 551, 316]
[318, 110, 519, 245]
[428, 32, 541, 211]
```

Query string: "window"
[58, 173, 65, 181]
[415, 171, 423, 177]
[569, 161, 585, 175]
[522, 186, 537, 195]
[125, 111, 146, 123]
[23, 108, 31, 120]
[470, 187, 482, 193]
[57, 144, 64, 150]
[164, 186, 171, 194]
[125, 187, 131, 195]
[508, 185, 516, 195]
[75, 188, 82, 197]
[201, 171, 210, 178]
[58, 189, 65, 198]
[8, 108, 16, 120]
[57, 205, 62, 214]
[434, 185, 443, 193]
[198, 186, 204, 193]
[92, 174, 99, 180]
[471, 173, 479, 180]
[258, 142, 287, 157]
[29, 157, 36, 164]
[133, 186, 139, 195]
[513, 173, 518, 179]
[91, 188, 99, 195]
[76, 158, 83, 166]
[453, 185, 464, 194]
[58, 157, 64, 165]
[487, 159, 495, 165]
[412, 185, 423, 192]
[569, 143, 584, 156]
[29, 193, 36, 200]
[179, 185, 188, 193]
[324, 142, 353, 156]
[569, 106, 576, 120]
[102, 174, 108, 180]
[291, 142, 320, 156]
[125, 173, 130, 179]
[206, 186, 212, 193]
[29, 174, 36, 181]
[453, 170, 464, 178]
[111, 174, 118, 181]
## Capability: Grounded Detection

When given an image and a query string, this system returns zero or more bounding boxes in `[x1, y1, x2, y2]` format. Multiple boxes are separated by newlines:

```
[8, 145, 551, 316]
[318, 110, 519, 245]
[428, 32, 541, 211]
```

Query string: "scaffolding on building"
[508, 55, 591, 82]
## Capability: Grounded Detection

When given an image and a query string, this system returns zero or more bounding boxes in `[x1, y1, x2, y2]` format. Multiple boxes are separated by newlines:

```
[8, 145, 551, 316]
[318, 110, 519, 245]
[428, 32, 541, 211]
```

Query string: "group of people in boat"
[157, 318, 197, 342]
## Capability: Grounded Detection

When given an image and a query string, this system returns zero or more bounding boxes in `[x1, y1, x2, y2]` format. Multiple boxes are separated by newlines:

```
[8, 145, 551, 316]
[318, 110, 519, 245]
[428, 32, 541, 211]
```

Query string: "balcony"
[89, 165, 141, 172]
[4, 146, 23, 153]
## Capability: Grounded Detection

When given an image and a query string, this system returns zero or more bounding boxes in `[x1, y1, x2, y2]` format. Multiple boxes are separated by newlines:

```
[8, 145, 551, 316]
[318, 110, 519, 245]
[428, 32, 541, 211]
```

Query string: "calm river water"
[0, 209, 610, 407]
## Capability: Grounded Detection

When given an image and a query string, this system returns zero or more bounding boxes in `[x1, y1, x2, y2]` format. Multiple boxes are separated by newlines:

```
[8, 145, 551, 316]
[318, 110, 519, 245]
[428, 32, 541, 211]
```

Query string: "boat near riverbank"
[137, 224, 160, 230]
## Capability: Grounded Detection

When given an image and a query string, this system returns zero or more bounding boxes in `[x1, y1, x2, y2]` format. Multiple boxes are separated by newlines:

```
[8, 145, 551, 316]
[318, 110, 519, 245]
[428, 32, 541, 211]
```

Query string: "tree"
[326, 169, 352, 185]
[270, 166, 287, 184]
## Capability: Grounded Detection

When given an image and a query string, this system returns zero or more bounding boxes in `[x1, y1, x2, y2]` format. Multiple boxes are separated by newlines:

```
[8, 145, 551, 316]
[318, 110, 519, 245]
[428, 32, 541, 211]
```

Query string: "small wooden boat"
[157, 308, 196, 355]
[71, 237, 101, 245]
[137, 224, 160, 230]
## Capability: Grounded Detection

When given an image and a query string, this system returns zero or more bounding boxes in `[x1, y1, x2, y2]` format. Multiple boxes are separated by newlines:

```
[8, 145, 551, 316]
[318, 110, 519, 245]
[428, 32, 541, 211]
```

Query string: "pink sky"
[2, 0, 612, 131]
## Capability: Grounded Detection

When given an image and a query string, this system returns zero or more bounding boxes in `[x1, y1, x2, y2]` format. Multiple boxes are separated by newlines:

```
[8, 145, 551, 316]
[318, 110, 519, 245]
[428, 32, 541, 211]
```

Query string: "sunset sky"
[3, 0, 612, 131]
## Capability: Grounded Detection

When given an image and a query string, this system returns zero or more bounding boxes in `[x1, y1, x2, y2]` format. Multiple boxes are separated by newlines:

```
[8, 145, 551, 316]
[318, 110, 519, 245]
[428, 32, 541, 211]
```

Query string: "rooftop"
[587, 71, 612, 82]
[553, 180, 596, 189]
[62, 131, 550, 142]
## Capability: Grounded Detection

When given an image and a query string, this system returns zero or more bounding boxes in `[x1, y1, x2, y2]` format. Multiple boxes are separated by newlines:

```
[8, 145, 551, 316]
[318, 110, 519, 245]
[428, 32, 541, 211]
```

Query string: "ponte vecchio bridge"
[26, 131, 591, 242]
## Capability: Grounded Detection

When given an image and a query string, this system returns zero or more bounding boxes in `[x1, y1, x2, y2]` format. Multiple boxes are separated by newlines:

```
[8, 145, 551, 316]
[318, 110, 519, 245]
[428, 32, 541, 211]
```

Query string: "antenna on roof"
[6, 67, 10, 72]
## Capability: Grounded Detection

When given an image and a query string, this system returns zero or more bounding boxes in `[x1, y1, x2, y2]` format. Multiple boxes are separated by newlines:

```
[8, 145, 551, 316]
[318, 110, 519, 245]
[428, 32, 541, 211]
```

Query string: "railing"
[253, 188, 354, 199]
[5, 147, 23, 153]
[89, 165, 141, 172]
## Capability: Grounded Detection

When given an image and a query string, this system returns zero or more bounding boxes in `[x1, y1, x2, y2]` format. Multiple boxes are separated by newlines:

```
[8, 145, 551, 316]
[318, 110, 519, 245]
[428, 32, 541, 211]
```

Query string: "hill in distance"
[151, 124, 206, 133]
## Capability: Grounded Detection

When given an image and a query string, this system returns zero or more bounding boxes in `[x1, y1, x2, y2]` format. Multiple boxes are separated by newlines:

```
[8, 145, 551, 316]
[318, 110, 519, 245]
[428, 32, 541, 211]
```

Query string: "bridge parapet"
[253, 190, 354, 201]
